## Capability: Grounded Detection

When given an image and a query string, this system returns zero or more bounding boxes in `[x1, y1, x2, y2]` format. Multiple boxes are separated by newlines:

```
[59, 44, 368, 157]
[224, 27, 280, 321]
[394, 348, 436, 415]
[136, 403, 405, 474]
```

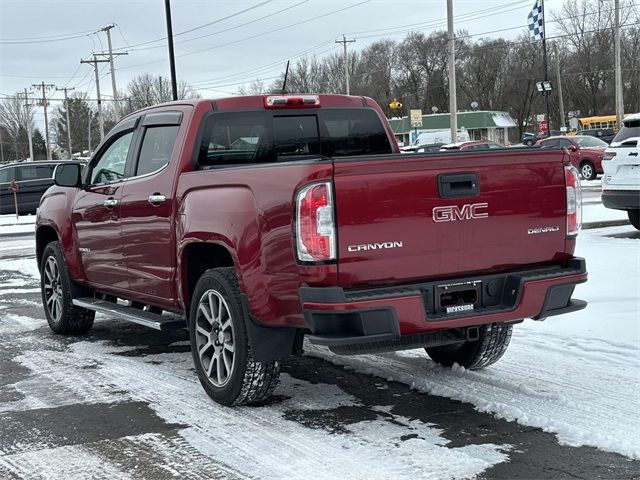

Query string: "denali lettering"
[528, 226, 560, 234]
[347, 241, 403, 252]
[432, 203, 489, 223]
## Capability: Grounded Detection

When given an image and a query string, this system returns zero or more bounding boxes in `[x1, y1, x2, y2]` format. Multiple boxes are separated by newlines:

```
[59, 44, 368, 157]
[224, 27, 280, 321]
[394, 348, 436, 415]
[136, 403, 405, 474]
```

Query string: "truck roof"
[123, 94, 374, 118]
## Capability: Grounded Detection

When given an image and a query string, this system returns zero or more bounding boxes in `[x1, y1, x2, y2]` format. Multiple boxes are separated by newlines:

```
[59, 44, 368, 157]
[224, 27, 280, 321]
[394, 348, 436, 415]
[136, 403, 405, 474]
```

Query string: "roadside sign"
[410, 109, 423, 128]
[536, 114, 545, 122]
[8, 180, 18, 193]
[560, 126, 567, 132]
[539, 120, 548, 135]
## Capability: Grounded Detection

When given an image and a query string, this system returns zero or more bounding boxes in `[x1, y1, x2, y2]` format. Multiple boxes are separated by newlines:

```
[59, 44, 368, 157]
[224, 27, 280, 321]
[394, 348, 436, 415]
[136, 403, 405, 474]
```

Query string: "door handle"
[630, 152, 638, 157]
[438, 173, 479, 198]
[103, 198, 118, 208]
[148, 194, 166, 204]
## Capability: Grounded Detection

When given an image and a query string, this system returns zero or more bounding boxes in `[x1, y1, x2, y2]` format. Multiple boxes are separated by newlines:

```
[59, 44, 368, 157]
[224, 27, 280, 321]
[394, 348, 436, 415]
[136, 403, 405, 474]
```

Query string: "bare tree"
[124, 74, 200, 114]
[0, 95, 34, 160]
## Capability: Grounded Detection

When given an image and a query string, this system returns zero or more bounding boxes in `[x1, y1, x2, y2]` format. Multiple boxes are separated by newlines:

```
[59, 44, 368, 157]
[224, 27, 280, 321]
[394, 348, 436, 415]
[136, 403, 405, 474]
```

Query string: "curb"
[0, 231, 35, 238]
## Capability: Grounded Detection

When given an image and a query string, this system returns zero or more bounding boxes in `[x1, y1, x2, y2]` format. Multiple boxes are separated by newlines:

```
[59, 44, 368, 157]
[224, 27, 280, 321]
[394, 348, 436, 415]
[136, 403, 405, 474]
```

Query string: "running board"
[72, 298, 185, 331]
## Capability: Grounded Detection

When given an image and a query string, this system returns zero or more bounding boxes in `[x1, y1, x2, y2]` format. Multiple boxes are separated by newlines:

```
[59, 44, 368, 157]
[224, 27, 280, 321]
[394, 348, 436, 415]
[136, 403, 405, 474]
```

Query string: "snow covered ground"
[0, 225, 638, 478]
[0, 214, 36, 236]
[308, 225, 640, 459]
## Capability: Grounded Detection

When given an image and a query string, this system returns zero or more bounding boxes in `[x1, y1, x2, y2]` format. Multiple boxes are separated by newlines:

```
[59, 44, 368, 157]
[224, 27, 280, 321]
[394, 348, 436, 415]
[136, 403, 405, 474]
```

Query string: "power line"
[116, 0, 277, 50]
[117, 0, 371, 71]
[0, 28, 101, 44]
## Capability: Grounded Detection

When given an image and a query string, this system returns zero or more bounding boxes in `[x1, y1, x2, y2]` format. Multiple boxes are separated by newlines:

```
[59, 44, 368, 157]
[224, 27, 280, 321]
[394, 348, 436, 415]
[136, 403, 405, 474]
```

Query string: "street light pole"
[446, 0, 457, 143]
[164, 0, 178, 101]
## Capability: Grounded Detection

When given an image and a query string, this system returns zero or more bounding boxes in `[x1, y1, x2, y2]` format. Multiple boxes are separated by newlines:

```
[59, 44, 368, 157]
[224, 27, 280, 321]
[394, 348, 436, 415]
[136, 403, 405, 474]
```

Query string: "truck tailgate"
[333, 149, 568, 287]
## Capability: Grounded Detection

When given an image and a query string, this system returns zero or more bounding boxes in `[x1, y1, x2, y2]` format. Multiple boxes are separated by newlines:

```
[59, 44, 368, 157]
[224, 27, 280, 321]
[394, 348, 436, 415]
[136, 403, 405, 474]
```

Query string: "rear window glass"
[612, 120, 640, 146]
[198, 108, 392, 167]
[574, 136, 607, 147]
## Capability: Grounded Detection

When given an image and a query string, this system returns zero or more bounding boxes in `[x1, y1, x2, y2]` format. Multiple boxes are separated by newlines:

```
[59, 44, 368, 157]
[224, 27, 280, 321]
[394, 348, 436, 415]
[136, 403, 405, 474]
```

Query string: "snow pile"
[0, 258, 39, 279]
[582, 202, 628, 224]
[0, 214, 36, 236]
[308, 225, 640, 459]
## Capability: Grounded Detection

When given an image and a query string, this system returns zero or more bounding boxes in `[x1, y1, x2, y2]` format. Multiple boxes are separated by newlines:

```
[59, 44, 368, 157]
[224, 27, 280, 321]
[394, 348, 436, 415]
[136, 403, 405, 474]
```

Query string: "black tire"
[524, 139, 534, 146]
[40, 241, 95, 334]
[628, 210, 640, 230]
[425, 323, 512, 370]
[579, 161, 596, 180]
[188, 267, 280, 406]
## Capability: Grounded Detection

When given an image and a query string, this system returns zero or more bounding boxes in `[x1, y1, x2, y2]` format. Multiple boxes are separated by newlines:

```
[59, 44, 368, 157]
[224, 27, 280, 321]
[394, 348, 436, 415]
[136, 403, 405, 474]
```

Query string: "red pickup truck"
[36, 94, 587, 406]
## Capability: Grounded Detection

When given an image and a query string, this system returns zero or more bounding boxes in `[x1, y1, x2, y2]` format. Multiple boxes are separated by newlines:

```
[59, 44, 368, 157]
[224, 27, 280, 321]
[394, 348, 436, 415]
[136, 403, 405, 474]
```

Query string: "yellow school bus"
[578, 115, 617, 130]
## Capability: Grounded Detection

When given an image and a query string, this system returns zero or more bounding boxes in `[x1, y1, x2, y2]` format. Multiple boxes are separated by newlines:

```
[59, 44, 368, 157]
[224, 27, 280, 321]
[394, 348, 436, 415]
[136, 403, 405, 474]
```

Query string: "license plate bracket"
[436, 281, 482, 315]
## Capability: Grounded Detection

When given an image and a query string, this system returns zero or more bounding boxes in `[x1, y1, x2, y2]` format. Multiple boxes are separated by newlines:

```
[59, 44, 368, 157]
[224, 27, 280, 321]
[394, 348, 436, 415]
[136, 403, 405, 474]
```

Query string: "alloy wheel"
[194, 289, 236, 387]
[43, 256, 63, 322]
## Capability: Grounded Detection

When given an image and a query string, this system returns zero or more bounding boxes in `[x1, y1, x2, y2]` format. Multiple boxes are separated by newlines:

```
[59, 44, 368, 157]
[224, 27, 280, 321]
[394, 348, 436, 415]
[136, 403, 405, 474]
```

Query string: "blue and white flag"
[527, 0, 544, 40]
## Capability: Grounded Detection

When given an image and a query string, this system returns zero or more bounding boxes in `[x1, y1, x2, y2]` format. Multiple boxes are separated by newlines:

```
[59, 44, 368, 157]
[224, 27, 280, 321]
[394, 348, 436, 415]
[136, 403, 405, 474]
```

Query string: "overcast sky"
[0, 0, 563, 128]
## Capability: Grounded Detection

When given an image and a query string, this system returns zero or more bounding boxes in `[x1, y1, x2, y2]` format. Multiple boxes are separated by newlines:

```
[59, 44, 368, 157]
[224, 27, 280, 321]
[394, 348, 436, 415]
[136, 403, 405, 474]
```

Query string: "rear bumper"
[602, 190, 640, 210]
[300, 258, 587, 350]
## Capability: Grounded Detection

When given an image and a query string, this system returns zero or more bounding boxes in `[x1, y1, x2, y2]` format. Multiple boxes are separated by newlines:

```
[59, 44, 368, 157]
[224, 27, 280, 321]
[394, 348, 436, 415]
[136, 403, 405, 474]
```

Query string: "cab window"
[17, 164, 55, 181]
[136, 126, 179, 176]
[90, 132, 134, 184]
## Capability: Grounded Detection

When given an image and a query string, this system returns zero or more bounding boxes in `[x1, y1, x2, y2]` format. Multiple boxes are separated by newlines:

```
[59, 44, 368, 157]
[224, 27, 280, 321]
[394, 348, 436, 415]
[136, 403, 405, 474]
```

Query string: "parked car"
[401, 143, 446, 153]
[521, 130, 561, 146]
[0, 160, 85, 215]
[440, 141, 504, 151]
[579, 128, 616, 144]
[601, 113, 640, 229]
[36, 94, 587, 406]
[536, 135, 607, 180]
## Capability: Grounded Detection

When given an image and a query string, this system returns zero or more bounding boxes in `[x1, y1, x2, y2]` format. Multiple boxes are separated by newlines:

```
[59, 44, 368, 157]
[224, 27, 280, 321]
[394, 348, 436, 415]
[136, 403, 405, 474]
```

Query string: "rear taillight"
[603, 151, 616, 161]
[565, 165, 582, 236]
[295, 182, 336, 262]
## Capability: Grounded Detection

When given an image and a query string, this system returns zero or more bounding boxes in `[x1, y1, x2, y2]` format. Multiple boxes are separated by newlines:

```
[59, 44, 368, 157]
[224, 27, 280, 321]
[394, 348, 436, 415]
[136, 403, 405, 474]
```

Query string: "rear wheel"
[188, 267, 280, 406]
[40, 241, 95, 334]
[425, 323, 512, 370]
[579, 161, 596, 180]
[628, 210, 640, 230]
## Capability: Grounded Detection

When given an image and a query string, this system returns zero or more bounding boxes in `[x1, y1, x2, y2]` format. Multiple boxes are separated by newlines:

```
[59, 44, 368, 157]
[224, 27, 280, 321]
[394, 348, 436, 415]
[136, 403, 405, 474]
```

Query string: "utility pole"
[446, 0, 457, 143]
[99, 24, 127, 120]
[21, 88, 35, 162]
[56, 87, 75, 158]
[32, 82, 55, 160]
[614, 0, 624, 128]
[335, 34, 356, 95]
[0, 130, 4, 163]
[164, 0, 178, 101]
[81, 56, 109, 141]
[554, 44, 565, 131]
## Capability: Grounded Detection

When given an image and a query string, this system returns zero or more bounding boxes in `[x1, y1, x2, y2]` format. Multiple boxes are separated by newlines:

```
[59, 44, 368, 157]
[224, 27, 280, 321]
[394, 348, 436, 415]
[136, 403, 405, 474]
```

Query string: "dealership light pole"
[165, 0, 178, 101]
[614, 0, 624, 128]
[446, 0, 457, 142]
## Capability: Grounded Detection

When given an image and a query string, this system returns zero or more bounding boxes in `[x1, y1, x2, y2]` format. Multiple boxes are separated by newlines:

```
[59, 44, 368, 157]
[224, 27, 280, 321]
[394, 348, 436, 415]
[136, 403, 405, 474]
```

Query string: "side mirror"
[54, 163, 83, 188]
[569, 144, 578, 152]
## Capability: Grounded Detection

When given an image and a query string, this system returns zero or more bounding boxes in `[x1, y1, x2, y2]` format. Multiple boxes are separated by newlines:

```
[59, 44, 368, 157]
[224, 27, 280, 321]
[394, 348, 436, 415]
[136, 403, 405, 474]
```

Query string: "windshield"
[611, 120, 640, 146]
[574, 136, 607, 148]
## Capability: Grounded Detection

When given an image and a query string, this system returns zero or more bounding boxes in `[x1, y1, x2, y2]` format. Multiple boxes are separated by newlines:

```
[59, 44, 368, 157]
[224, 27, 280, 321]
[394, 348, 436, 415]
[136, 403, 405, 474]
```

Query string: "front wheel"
[425, 323, 513, 370]
[40, 241, 95, 334]
[189, 267, 280, 406]
[579, 161, 596, 180]
[628, 210, 640, 230]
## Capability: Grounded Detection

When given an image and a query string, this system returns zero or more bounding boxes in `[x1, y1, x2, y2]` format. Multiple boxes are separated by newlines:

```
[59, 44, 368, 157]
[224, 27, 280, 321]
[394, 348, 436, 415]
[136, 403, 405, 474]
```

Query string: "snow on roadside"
[308, 225, 640, 459]
[582, 202, 628, 224]
[0, 214, 36, 236]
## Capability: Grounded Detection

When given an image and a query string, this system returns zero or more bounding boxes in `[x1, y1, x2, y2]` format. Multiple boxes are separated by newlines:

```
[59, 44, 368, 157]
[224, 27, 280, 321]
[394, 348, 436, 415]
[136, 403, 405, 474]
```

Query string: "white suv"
[602, 114, 640, 230]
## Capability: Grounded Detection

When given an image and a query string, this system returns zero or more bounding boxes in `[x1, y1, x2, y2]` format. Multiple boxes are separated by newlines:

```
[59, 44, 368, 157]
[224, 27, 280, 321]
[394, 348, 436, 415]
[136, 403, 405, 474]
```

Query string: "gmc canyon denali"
[36, 94, 588, 406]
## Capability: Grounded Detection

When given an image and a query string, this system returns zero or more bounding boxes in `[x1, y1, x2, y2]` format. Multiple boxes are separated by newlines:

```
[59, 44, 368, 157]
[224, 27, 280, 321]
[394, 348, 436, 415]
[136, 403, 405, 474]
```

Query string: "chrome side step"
[72, 298, 185, 331]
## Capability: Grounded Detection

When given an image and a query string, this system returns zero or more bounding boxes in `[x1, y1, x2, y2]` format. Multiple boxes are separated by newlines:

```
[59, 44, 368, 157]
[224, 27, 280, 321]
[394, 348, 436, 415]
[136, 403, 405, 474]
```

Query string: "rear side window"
[198, 108, 392, 167]
[137, 126, 179, 176]
[17, 164, 54, 181]
[0, 167, 15, 183]
[612, 120, 640, 146]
